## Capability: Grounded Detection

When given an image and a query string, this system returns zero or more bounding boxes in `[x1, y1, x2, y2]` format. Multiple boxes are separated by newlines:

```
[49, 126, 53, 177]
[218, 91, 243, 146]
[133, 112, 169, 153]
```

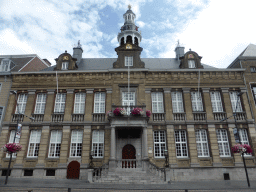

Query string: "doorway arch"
[122, 144, 136, 168]
[67, 161, 80, 179]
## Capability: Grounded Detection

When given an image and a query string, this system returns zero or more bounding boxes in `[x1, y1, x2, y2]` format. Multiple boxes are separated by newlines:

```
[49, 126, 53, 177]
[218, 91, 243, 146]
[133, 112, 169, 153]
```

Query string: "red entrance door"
[67, 161, 80, 179]
[122, 144, 136, 168]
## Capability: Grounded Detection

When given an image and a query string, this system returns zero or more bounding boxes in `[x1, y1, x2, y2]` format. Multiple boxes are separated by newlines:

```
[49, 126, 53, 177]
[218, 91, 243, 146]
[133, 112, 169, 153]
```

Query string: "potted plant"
[131, 107, 144, 116]
[231, 144, 253, 154]
[113, 108, 126, 116]
[2, 143, 22, 154]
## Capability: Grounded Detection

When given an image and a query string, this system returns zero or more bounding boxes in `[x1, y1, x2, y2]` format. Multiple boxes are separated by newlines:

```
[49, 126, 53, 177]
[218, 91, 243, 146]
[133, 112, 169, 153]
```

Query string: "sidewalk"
[0, 177, 255, 191]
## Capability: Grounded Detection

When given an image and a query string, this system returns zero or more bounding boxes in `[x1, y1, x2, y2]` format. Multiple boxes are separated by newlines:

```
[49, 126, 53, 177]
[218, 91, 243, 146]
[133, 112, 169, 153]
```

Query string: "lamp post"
[89, 149, 94, 169]
[164, 149, 169, 168]
[5, 91, 34, 185]
[220, 92, 250, 187]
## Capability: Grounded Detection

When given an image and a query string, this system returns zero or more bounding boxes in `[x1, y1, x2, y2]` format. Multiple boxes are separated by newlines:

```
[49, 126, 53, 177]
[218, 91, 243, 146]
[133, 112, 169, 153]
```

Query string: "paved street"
[0, 177, 255, 192]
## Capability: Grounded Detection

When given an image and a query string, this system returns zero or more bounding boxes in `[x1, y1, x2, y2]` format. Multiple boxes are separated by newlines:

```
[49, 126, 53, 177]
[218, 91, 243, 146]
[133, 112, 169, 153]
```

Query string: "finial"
[177, 40, 180, 47]
[189, 48, 191, 51]
[128, 4, 132, 10]
[77, 40, 81, 48]
[65, 50, 67, 53]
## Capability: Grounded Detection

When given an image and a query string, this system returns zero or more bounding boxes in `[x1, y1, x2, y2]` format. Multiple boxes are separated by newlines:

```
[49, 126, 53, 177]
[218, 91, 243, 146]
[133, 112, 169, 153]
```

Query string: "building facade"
[0, 8, 255, 183]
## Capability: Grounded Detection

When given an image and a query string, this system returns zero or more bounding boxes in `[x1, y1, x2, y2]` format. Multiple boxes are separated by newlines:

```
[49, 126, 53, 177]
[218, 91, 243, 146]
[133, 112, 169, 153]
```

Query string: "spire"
[117, 5, 142, 47]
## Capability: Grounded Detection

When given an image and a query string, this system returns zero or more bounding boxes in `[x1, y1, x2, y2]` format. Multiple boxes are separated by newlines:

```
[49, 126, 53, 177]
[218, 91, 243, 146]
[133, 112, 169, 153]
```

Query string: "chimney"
[175, 41, 185, 60]
[73, 40, 83, 65]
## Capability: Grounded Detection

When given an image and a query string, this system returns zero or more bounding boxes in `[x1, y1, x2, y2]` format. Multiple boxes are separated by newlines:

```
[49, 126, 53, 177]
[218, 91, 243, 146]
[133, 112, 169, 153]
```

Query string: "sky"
[0, 0, 255, 68]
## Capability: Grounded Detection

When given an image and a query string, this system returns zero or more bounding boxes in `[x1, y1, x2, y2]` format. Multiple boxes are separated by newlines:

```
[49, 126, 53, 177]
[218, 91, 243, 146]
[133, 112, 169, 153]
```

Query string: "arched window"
[126, 36, 132, 43]
[128, 14, 131, 20]
[121, 37, 124, 45]
[134, 37, 138, 46]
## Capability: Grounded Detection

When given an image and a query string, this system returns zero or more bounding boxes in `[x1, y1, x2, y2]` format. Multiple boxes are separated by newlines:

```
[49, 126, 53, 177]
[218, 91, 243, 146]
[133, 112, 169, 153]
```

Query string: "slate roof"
[240, 44, 256, 57]
[0, 54, 49, 72]
[42, 58, 216, 72]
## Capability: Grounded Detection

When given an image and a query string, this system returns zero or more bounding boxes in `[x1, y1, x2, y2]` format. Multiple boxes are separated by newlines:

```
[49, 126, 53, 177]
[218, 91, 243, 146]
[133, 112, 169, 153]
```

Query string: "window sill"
[24, 157, 38, 161]
[46, 157, 60, 160]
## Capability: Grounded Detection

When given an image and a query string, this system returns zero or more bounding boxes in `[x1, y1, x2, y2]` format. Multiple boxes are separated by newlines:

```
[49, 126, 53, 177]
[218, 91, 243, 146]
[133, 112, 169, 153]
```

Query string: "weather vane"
[128, 4, 132, 10]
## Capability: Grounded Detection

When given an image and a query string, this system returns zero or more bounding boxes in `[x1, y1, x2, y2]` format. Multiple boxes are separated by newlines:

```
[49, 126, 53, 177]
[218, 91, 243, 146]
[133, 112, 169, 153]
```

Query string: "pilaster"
[202, 88, 213, 120]
[37, 126, 50, 165]
[221, 88, 233, 118]
[164, 88, 172, 121]
[59, 126, 70, 164]
[81, 125, 91, 165]
[23, 90, 36, 122]
[166, 125, 176, 165]
[208, 124, 221, 165]
[84, 89, 93, 121]
[44, 89, 55, 122]
[63, 89, 74, 121]
[145, 88, 151, 120]
[187, 124, 198, 166]
[241, 88, 252, 120]
[3, 93, 16, 122]
[183, 88, 193, 120]
[106, 88, 112, 113]
[15, 126, 30, 165]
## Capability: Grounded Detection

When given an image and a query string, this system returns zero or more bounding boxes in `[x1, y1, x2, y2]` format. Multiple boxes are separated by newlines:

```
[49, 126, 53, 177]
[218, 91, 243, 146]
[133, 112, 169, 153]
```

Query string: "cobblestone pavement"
[0, 188, 256, 192]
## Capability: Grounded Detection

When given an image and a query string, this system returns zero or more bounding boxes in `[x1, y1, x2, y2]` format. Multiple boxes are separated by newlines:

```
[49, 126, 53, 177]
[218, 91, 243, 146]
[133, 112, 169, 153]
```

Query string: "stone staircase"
[94, 168, 166, 184]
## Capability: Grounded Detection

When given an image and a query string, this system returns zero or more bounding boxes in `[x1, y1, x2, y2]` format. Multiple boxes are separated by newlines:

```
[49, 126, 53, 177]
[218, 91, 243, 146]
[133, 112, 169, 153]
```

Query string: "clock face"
[126, 44, 132, 49]
[63, 56, 69, 60]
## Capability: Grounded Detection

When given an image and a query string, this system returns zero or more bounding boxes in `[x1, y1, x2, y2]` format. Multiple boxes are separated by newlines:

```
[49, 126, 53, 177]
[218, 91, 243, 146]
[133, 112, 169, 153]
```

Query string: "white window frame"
[6, 130, 20, 158]
[62, 62, 69, 70]
[171, 91, 184, 113]
[216, 129, 231, 157]
[15, 94, 28, 114]
[175, 130, 188, 157]
[210, 91, 224, 112]
[0, 106, 3, 122]
[92, 130, 104, 158]
[34, 93, 47, 114]
[229, 91, 243, 112]
[74, 92, 86, 114]
[239, 129, 252, 156]
[125, 56, 133, 66]
[251, 86, 256, 106]
[188, 60, 195, 68]
[191, 91, 203, 112]
[27, 130, 41, 157]
[70, 130, 83, 157]
[48, 130, 62, 158]
[54, 93, 66, 113]
[94, 92, 105, 113]
[151, 92, 164, 113]
[1, 59, 10, 71]
[195, 129, 210, 157]
[154, 131, 166, 158]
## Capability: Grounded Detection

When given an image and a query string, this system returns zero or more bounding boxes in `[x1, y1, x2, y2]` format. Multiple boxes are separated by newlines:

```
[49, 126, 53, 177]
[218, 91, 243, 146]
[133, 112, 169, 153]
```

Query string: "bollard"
[68, 188, 71, 192]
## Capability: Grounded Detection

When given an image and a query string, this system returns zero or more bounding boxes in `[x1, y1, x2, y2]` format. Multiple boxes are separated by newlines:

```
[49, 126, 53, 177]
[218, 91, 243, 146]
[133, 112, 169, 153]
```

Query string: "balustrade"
[213, 112, 226, 121]
[11, 114, 24, 122]
[51, 113, 64, 122]
[173, 113, 186, 121]
[32, 114, 44, 122]
[193, 112, 207, 121]
[152, 113, 165, 121]
[234, 112, 247, 120]
[72, 114, 84, 122]
[92, 113, 105, 122]
[116, 159, 142, 169]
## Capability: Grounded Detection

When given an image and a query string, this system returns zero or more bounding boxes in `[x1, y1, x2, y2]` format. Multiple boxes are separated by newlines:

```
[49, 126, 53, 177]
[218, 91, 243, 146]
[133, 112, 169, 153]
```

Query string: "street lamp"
[5, 91, 34, 185]
[164, 149, 169, 168]
[89, 149, 94, 169]
[220, 92, 250, 187]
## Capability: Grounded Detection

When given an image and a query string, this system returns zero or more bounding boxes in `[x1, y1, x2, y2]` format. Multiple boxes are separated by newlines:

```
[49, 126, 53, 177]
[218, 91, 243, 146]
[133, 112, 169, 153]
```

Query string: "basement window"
[223, 173, 230, 180]
[24, 169, 33, 176]
[46, 169, 55, 176]
[1, 169, 11, 176]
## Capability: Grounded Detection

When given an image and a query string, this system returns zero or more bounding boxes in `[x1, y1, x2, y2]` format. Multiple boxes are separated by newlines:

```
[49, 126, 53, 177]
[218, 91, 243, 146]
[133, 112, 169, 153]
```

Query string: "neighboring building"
[0, 7, 255, 183]
[0, 54, 50, 134]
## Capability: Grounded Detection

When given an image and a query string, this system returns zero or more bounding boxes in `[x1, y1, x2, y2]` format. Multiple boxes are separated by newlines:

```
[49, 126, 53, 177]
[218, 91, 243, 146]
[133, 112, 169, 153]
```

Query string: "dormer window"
[125, 56, 133, 66]
[1, 59, 11, 71]
[188, 60, 195, 68]
[62, 62, 69, 70]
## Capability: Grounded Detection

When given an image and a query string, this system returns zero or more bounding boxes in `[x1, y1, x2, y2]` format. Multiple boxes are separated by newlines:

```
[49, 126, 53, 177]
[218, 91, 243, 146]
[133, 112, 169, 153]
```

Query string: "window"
[210, 91, 223, 112]
[74, 92, 86, 114]
[34, 93, 47, 114]
[0, 107, 3, 122]
[94, 92, 105, 113]
[48, 130, 62, 158]
[62, 62, 69, 70]
[27, 130, 41, 157]
[250, 67, 256, 72]
[171, 91, 184, 113]
[6, 130, 20, 158]
[229, 91, 243, 112]
[92, 130, 104, 157]
[239, 129, 251, 156]
[15, 94, 28, 114]
[70, 130, 83, 157]
[151, 92, 164, 113]
[188, 60, 195, 68]
[54, 93, 66, 113]
[122, 92, 135, 106]
[154, 131, 166, 158]
[251, 86, 256, 105]
[125, 56, 133, 66]
[216, 129, 231, 157]
[191, 91, 203, 111]
[1, 59, 10, 71]
[175, 130, 188, 157]
[195, 129, 209, 157]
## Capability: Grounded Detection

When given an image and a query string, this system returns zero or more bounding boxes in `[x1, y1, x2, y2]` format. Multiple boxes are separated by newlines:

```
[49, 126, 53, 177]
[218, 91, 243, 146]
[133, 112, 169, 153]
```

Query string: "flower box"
[231, 144, 253, 154]
[2, 143, 22, 154]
